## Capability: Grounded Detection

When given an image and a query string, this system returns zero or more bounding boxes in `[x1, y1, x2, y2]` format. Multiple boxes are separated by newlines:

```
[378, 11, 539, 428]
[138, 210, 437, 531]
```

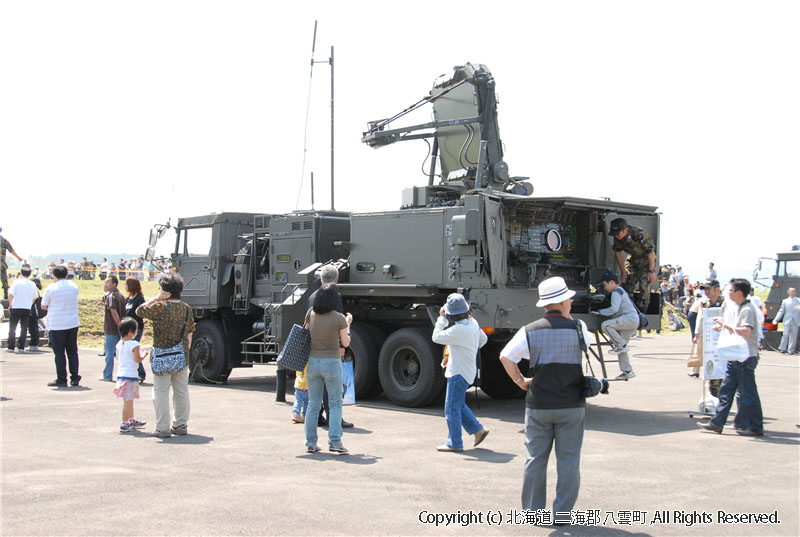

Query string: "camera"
[582, 376, 610, 398]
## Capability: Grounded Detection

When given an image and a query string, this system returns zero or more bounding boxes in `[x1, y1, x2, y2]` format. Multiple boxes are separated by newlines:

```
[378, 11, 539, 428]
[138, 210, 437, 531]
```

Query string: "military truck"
[147, 63, 661, 407]
[753, 246, 800, 349]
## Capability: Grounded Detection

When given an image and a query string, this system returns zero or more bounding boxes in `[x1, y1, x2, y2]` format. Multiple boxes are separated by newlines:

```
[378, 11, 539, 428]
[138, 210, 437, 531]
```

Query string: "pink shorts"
[113, 379, 140, 401]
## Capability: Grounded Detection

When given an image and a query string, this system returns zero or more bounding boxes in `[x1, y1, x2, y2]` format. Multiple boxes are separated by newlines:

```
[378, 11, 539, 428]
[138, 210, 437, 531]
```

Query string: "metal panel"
[350, 210, 446, 285]
[483, 197, 506, 285]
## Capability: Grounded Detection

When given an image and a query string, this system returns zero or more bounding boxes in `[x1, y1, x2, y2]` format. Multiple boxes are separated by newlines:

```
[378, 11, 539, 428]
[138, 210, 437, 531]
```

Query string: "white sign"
[702, 307, 726, 380]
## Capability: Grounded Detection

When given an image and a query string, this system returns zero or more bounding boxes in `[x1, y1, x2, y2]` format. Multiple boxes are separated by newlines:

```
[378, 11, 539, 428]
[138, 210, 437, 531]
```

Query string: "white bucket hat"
[536, 276, 576, 307]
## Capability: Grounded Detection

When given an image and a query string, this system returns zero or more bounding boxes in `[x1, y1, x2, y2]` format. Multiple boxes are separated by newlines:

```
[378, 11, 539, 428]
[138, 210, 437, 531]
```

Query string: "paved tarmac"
[1, 335, 798, 536]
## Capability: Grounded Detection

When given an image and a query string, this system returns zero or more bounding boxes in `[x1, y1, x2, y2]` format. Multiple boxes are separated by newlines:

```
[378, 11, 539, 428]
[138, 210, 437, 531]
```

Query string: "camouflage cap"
[701, 279, 720, 289]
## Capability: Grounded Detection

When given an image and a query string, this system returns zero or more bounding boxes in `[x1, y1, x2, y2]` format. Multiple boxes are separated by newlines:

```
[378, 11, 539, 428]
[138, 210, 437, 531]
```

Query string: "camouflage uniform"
[1, 235, 13, 299]
[613, 225, 655, 311]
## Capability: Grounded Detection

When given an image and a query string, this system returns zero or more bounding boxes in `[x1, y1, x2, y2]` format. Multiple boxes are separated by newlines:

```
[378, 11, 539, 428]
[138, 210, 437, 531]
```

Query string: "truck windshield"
[178, 227, 213, 256]
[779, 260, 800, 277]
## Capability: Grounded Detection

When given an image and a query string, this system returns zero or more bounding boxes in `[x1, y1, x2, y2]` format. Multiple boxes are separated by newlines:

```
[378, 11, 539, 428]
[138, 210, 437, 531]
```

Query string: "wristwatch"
[647, 269, 655, 273]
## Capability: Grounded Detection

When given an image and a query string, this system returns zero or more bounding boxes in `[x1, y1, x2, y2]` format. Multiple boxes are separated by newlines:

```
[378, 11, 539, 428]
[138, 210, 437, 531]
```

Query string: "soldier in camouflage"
[1, 227, 24, 300]
[609, 218, 656, 311]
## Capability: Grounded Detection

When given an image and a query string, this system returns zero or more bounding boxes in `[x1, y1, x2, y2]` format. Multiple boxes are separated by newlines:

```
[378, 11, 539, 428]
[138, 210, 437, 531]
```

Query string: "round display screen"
[546, 229, 562, 251]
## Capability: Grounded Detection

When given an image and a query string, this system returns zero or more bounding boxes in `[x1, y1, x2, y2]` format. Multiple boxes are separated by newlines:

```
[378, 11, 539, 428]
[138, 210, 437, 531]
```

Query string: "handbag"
[277, 310, 312, 372]
[687, 342, 702, 368]
[152, 307, 190, 376]
[716, 329, 750, 362]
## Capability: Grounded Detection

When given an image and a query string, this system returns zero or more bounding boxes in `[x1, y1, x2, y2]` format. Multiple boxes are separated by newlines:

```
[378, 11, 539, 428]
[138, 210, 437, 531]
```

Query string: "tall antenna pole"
[330, 46, 335, 210]
[306, 23, 335, 211]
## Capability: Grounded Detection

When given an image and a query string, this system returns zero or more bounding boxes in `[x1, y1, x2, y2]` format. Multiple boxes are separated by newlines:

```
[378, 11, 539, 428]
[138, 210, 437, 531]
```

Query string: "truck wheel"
[348, 324, 382, 399]
[378, 327, 445, 407]
[189, 320, 227, 382]
[480, 353, 527, 399]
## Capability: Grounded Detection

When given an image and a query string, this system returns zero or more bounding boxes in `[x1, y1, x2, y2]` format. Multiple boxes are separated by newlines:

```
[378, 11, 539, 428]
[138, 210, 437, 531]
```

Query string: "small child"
[114, 317, 150, 433]
[292, 364, 309, 423]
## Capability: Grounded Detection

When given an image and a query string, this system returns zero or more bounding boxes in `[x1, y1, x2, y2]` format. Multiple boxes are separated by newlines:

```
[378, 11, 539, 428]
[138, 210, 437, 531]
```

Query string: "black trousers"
[7, 309, 31, 350]
[50, 327, 80, 383]
[28, 315, 40, 346]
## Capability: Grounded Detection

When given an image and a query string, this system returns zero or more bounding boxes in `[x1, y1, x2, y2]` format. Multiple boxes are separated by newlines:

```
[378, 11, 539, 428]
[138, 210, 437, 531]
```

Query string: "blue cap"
[444, 293, 469, 315]
[597, 271, 619, 284]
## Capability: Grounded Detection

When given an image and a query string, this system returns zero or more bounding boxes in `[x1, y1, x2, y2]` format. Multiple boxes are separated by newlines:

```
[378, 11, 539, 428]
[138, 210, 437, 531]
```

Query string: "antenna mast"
[310, 22, 335, 210]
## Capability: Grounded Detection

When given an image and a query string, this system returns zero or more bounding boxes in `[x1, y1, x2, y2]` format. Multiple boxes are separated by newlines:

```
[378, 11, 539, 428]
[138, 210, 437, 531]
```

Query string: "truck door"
[483, 197, 507, 285]
[176, 226, 216, 308]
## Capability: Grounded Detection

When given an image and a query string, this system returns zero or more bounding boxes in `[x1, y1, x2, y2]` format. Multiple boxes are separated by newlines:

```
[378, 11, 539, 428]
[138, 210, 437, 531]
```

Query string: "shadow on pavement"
[297, 452, 382, 465]
[134, 433, 214, 445]
[460, 448, 516, 464]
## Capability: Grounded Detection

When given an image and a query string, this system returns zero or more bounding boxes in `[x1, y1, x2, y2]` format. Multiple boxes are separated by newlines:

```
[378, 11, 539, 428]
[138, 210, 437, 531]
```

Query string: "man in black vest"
[500, 276, 586, 522]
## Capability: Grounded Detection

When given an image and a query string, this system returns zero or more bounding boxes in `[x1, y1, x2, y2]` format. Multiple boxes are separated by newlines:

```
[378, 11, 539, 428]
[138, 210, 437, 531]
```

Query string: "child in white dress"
[114, 317, 150, 433]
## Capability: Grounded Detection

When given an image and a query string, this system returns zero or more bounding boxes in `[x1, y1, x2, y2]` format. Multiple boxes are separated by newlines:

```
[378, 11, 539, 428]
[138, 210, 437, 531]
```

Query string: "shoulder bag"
[277, 309, 312, 372]
[151, 305, 191, 376]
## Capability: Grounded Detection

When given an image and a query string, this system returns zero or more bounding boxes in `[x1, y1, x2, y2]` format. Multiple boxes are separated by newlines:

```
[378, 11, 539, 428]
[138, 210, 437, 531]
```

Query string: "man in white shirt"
[7, 265, 39, 353]
[41, 265, 81, 387]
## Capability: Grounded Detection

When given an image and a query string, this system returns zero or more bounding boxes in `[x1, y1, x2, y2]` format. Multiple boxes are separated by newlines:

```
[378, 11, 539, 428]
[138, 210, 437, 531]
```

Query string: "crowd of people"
[32, 256, 171, 282]
[1, 218, 789, 519]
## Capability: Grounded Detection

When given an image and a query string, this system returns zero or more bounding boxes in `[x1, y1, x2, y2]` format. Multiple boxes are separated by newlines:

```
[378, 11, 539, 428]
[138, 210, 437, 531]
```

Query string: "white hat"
[536, 276, 576, 307]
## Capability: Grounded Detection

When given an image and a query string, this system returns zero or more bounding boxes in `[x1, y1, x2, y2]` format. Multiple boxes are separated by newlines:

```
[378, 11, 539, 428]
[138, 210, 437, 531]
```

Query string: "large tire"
[189, 320, 228, 382]
[348, 324, 381, 399]
[479, 340, 527, 399]
[378, 327, 445, 407]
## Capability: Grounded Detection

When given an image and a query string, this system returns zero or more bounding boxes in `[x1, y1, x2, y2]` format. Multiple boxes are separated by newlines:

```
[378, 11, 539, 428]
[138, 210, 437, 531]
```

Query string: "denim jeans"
[103, 334, 120, 380]
[293, 388, 309, 416]
[444, 374, 482, 449]
[50, 327, 80, 383]
[304, 358, 343, 446]
[711, 356, 763, 432]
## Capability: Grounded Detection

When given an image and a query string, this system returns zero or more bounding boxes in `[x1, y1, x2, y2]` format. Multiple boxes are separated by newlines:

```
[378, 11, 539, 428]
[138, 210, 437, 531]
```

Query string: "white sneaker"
[616, 371, 636, 380]
[632, 334, 644, 339]
[608, 345, 628, 355]
[28, 346, 39, 352]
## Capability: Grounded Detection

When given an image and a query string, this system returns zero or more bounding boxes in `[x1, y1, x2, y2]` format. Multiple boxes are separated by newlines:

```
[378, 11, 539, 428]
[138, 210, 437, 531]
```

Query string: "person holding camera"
[499, 276, 586, 516]
[431, 293, 489, 452]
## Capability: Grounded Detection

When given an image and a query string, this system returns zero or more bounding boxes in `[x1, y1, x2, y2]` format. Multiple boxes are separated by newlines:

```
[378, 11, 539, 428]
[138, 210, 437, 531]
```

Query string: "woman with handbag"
[137, 272, 195, 438]
[304, 284, 352, 454]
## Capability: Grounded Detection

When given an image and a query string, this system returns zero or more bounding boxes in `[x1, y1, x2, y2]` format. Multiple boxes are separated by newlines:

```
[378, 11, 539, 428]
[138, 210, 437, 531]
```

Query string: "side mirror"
[149, 230, 158, 247]
[145, 247, 155, 262]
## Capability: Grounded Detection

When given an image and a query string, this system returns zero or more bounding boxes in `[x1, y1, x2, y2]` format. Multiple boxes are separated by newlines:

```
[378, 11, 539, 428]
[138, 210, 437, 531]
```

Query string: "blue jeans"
[304, 358, 343, 446]
[711, 357, 763, 432]
[103, 334, 120, 380]
[444, 374, 482, 449]
[293, 389, 309, 416]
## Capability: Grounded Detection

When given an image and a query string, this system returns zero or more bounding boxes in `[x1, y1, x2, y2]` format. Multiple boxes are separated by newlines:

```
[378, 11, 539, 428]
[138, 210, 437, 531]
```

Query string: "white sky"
[1, 1, 797, 285]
